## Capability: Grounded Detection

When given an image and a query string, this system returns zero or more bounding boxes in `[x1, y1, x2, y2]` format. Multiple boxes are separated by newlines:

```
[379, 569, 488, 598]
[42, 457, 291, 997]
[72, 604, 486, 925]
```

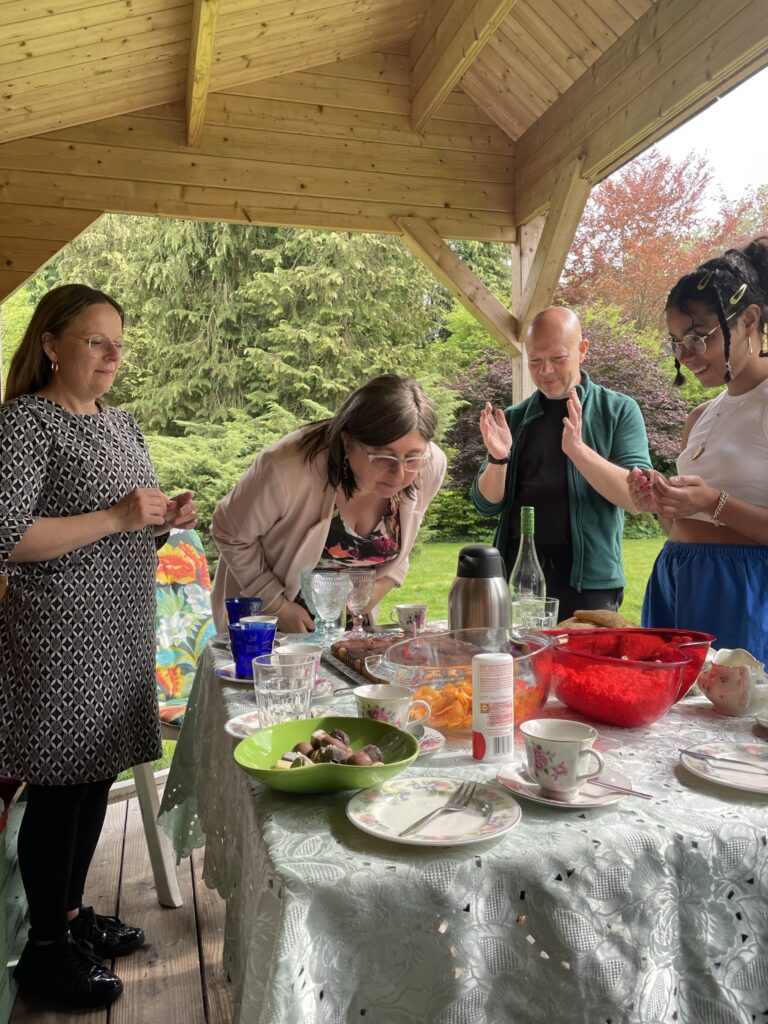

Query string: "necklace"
[689, 391, 748, 460]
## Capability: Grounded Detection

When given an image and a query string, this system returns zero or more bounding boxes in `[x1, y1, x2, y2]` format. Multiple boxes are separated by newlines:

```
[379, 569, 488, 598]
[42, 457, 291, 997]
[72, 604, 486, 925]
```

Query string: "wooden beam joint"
[186, 0, 221, 148]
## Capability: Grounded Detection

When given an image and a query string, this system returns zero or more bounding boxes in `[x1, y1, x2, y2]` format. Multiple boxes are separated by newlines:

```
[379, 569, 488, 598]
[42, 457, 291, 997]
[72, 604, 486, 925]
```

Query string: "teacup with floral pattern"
[354, 684, 431, 731]
[519, 719, 605, 801]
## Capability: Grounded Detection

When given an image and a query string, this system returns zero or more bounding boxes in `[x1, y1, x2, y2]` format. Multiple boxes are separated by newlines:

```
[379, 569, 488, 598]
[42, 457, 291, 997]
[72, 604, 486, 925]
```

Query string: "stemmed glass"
[308, 572, 351, 642]
[345, 569, 376, 639]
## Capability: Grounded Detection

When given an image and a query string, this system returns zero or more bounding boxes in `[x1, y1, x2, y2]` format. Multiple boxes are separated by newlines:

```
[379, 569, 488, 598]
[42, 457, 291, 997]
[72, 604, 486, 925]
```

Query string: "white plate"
[346, 776, 521, 847]
[679, 741, 768, 794]
[496, 763, 633, 808]
[416, 726, 446, 757]
[756, 707, 768, 729]
[224, 710, 261, 738]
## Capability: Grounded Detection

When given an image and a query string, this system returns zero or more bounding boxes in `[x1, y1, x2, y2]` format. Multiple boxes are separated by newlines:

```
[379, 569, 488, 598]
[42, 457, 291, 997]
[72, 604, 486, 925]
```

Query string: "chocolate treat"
[329, 728, 350, 747]
[361, 744, 383, 764]
[310, 730, 335, 749]
[345, 751, 373, 766]
[293, 741, 314, 756]
[312, 744, 349, 764]
[289, 753, 313, 768]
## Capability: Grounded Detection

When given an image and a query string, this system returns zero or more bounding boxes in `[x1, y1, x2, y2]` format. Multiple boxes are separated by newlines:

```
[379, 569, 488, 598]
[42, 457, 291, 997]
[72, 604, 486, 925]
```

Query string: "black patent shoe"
[14, 935, 123, 1007]
[69, 906, 145, 957]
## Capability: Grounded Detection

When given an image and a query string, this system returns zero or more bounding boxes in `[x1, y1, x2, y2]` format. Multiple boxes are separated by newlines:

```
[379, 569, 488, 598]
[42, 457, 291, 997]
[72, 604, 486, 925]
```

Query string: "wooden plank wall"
[0, 51, 516, 298]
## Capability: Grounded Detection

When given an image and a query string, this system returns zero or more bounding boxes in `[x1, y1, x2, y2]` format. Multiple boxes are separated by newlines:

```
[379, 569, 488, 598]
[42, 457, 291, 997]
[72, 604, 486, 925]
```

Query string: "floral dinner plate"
[496, 763, 633, 808]
[416, 726, 446, 757]
[346, 776, 521, 847]
[225, 710, 261, 739]
[679, 741, 768, 794]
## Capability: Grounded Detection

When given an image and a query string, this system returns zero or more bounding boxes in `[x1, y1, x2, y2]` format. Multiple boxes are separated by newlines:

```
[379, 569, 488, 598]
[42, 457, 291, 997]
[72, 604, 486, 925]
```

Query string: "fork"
[398, 781, 478, 837]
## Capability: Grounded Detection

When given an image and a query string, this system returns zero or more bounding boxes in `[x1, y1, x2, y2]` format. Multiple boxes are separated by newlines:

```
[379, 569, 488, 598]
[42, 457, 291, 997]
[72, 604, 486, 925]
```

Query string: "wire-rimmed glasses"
[308, 571, 351, 642]
[77, 335, 130, 358]
[345, 569, 376, 639]
[665, 311, 737, 358]
[356, 442, 432, 473]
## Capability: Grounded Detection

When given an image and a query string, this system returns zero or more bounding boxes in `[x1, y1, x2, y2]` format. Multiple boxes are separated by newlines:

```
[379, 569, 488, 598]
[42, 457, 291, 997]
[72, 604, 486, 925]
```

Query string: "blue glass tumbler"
[228, 616, 277, 678]
[225, 596, 264, 625]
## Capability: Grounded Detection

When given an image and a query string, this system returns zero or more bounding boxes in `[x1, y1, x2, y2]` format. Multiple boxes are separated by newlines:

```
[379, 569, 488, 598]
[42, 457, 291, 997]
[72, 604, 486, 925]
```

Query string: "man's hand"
[561, 388, 585, 459]
[479, 402, 512, 460]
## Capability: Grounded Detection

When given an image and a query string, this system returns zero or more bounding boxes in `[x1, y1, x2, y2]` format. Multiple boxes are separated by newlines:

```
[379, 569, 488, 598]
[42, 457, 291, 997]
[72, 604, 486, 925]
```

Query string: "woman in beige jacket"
[211, 375, 447, 633]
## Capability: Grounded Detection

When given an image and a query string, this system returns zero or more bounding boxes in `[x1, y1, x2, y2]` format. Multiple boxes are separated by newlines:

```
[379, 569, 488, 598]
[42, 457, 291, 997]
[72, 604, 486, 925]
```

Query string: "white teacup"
[697, 648, 768, 717]
[353, 684, 430, 731]
[389, 603, 428, 635]
[274, 643, 322, 680]
[520, 719, 605, 801]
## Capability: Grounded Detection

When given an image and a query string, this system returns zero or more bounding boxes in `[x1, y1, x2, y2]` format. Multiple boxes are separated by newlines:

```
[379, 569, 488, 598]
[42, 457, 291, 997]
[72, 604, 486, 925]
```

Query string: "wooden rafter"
[186, 0, 220, 147]
[515, 0, 768, 222]
[409, 0, 520, 133]
[393, 215, 520, 355]
[517, 157, 590, 337]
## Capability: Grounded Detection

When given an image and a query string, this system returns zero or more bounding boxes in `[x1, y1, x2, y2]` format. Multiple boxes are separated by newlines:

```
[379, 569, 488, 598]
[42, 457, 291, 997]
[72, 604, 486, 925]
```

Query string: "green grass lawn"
[379, 537, 665, 625]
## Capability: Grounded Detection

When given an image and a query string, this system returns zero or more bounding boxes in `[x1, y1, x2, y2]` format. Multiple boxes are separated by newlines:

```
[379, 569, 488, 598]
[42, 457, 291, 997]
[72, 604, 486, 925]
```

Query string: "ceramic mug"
[519, 719, 605, 801]
[353, 684, 430, 731]
[274, 643, 322, 680]
[389, 603, 428, 635]
[697, 648, 768, 716]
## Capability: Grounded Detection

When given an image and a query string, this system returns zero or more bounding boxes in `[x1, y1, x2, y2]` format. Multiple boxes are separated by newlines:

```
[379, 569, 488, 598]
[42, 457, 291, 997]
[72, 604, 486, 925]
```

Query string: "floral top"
[317, 499, 401, 568]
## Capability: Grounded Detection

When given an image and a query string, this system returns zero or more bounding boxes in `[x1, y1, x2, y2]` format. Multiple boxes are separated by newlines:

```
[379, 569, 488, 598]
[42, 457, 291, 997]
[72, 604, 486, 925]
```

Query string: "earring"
[673, 358, 685, 386]
[748, 335, 754, 356]
[51, 360, 58, 373]
[761, 323, 768, 358]
[342, 456, 350, 483]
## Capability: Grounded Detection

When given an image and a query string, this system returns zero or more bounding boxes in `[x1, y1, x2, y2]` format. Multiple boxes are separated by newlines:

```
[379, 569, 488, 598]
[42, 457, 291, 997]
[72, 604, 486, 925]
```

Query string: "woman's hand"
[108, 488, 169, 534]
[278, 600, 315, 634]
[627, 468, 661, 514]
[163, 490, 198, 531]
[479, 402, 512, 461]
[651, 474, 720, 520]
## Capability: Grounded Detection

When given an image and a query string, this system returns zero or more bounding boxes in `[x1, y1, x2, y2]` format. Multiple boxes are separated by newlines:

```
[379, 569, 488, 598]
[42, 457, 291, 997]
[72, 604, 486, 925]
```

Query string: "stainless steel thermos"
[447, 544, 512, 630]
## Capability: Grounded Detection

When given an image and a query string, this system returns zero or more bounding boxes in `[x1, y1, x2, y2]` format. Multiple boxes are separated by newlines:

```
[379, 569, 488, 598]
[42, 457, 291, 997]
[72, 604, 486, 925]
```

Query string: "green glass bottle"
[509, 506, 546, 616]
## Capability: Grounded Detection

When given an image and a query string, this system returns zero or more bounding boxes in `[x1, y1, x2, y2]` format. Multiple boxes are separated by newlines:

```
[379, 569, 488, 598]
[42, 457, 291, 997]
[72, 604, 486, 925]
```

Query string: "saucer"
[679, 741, 768, 794]
[224, 710, 261, 738]
[496, 764, 633, 808]
[416, 726, 446, 757]
[217, 664, 337, 702]
[211, 631, 285, 651]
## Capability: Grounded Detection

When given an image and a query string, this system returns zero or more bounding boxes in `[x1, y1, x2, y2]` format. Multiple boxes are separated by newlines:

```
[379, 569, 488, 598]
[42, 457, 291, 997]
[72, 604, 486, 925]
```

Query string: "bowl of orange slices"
[365, 628, 554, 731]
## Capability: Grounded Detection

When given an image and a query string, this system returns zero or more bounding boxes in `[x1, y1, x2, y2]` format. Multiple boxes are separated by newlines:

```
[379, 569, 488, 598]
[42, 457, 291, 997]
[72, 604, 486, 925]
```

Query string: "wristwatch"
[487, 450, 512, 465]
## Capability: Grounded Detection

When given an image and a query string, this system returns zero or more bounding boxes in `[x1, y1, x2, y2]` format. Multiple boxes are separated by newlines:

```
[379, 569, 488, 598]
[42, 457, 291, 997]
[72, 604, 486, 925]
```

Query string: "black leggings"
[18, 777, 115, 941]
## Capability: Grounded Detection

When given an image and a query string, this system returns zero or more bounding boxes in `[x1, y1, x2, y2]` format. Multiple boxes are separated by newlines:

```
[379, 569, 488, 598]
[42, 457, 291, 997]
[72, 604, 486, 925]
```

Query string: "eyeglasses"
[665, 311, 737, 358]
[77, 336, 130, 357]
[357, 443, 432, 472]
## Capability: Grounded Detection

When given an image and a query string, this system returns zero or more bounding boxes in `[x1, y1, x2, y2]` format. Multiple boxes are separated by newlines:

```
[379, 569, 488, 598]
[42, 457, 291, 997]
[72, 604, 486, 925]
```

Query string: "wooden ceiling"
[1, 0, 766, 349]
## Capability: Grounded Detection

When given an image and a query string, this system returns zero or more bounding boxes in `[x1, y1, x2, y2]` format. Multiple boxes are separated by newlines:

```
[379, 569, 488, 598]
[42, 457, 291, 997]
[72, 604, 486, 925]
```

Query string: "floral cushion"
[155, 529, 215, 728]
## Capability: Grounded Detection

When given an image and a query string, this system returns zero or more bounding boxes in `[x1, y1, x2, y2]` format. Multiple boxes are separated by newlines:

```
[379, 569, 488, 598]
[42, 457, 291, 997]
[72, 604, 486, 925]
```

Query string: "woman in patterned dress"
[211, 375, 447, 633]
[0, 285, 197, 1008]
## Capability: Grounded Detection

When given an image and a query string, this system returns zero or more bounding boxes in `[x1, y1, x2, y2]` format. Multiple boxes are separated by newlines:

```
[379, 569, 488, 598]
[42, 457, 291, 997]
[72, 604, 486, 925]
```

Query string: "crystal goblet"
[309, 571, 351, 641]
[345, 569, 376, 639]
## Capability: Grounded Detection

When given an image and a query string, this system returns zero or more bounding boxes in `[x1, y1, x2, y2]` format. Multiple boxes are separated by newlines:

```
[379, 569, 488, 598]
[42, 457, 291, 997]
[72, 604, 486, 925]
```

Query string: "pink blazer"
[210, 428, 447, 630]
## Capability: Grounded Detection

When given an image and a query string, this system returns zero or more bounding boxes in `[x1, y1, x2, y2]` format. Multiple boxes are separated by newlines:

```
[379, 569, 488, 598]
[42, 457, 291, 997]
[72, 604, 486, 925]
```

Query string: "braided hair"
[666, 236, 768, 385]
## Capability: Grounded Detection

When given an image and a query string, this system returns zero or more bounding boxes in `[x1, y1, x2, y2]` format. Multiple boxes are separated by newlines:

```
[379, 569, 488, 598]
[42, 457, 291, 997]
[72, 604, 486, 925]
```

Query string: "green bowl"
[233, 715, 419, 793]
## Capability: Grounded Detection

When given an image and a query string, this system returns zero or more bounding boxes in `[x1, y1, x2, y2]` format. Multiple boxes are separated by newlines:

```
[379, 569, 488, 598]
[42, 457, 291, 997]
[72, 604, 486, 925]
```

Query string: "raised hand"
[479, 402, 512, 461]
[561, 388, 584, 459]
[108, 488, 170, 534]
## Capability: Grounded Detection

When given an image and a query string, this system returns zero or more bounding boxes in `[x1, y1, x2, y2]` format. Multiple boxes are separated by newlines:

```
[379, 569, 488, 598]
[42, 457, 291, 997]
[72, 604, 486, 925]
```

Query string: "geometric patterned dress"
[0, 395, 162, 784]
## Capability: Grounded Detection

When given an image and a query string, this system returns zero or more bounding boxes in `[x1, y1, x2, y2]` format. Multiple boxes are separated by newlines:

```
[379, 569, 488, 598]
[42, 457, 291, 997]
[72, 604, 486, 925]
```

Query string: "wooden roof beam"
[186, 0, 220, 147]
[409, 0, 520, 133]
[515, 0, 768, 223]
[517, 157, 590, 338]
[393, 215, 520, 355]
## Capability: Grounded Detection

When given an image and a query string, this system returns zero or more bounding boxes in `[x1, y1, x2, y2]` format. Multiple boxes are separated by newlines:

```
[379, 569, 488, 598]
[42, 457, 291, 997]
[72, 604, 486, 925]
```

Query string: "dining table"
[158, 638, 768, 1024]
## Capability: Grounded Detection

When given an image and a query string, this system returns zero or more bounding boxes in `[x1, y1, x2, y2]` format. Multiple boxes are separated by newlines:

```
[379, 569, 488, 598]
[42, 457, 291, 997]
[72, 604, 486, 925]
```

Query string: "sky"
[652, 66, 768, 207]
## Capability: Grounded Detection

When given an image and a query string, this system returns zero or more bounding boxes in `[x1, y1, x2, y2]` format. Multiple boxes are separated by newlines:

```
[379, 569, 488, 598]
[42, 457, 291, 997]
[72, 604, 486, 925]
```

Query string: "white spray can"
[472, 652, 515, 762]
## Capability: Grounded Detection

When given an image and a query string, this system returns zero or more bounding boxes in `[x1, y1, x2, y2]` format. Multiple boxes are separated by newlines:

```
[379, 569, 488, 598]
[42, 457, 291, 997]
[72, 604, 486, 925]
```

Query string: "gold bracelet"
[712, 490, 729, 527]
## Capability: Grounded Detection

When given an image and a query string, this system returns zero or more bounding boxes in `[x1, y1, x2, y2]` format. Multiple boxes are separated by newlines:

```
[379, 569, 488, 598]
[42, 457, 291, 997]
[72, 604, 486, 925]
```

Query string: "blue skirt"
[642, 541, 768, 664]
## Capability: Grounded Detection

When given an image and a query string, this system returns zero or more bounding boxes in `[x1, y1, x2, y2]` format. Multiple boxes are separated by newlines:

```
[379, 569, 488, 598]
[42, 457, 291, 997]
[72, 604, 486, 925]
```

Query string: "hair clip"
[696, 270, 714, 290]
[729, 283, 747, 305]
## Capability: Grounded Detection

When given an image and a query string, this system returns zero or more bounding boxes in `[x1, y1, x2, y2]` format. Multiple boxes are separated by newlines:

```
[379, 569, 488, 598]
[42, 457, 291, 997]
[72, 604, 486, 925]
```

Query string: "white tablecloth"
[159, 645, 768, 1024]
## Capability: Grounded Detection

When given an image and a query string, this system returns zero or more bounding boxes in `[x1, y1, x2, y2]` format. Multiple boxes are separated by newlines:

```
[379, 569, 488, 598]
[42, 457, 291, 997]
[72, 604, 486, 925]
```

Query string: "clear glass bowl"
[366, 628, 554, 731]
[548, 628, 714, 727]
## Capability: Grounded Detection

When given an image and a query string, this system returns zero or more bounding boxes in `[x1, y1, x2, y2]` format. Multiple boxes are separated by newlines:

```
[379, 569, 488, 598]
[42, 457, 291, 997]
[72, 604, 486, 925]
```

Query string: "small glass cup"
[510, 594, 559, 630]
[225, 596, 263, 625]
[309, 572, 351, 641]
[252, 652, 316, 726]
[228, 616, 277, 677]
[345, 569, 376, 639]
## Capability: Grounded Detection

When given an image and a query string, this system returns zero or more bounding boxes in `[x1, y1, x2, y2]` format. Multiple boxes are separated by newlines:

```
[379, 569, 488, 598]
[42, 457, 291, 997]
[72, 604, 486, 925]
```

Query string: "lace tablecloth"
[159, 646, 768, 1024]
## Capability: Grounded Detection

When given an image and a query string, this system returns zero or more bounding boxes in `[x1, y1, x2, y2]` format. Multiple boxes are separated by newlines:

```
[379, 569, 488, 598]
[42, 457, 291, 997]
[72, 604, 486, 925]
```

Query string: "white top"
[677, 376, 768, 521]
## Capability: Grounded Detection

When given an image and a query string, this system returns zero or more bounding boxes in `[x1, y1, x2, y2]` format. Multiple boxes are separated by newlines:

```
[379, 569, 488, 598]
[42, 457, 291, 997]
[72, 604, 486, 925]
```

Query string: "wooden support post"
[510, 215, 544, 402]
[517, 157, 590, 339]
[410, 0, 519, 133]
[393, 215, 520, 355]
[186, 0, 220, 147]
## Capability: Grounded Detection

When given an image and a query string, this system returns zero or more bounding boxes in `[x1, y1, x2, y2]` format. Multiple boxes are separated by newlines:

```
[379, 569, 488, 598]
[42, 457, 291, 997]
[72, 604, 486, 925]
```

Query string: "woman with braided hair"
[627, 237, 768, 660]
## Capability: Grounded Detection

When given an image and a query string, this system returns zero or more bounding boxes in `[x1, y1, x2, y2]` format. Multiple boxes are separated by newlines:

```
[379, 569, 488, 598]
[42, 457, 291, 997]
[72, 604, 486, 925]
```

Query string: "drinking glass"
[345, 569, 376, 639]
[511, 593, 559, 629]
[225, 596, 263, 625]
[309, 572, 351, 641]
[228, 616, 278, 677]
[300, 567, 338, 640]
[252, 652, 316, 726]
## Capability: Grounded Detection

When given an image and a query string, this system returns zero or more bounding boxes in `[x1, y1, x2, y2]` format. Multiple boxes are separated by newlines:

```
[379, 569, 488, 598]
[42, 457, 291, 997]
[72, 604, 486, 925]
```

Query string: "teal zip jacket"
[470, 371, 652, 591]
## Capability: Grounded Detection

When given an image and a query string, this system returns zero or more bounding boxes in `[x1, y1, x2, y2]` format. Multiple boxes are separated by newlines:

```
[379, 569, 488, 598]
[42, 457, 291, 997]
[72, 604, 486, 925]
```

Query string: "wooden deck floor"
[10, 796, 234, 1024]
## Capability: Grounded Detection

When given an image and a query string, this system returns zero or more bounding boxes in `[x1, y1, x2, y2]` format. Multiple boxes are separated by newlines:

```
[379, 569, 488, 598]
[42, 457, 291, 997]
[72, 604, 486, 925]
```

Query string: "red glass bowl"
[368, 628, 554, 730]
[548, 628, 714, 727]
